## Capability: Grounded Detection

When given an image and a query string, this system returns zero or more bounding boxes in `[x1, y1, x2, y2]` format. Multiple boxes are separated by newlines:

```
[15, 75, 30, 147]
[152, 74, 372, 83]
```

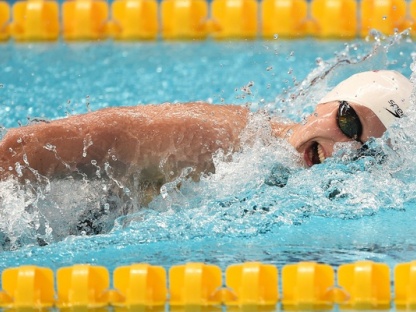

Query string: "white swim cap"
[319, 70, 413, 127]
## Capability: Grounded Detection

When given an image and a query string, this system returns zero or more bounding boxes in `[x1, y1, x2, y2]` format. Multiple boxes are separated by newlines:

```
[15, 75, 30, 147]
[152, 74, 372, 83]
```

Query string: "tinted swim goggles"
[337, 100, 363, 143]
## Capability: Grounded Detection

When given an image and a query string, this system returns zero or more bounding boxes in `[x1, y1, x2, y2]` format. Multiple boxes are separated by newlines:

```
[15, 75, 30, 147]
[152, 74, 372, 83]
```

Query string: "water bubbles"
[160, 185, 168, 199]
[65, 99, 73, 116]
[44, 143, 56, 152]
[241, 81, 254, 95]
[368, 29, 384, 42]
[103, 203, 110, 214]
[237, 81, 255, 99]
[23, 153, 29, 166]
[15, 162, 23, 177]
[91, 159, 101, 178]
[83, 135, 93, 158]
[315, 57, 324, 66]
[85, 95, 90, 112]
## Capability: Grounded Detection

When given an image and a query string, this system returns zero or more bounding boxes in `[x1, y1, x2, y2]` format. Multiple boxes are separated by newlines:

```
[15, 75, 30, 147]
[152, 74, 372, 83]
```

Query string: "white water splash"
[1, 33, 415, 251]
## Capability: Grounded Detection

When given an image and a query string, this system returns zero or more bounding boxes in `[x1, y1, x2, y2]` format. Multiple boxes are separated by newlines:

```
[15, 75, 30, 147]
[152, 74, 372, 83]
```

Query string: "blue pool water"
[1, 34, 416, 281]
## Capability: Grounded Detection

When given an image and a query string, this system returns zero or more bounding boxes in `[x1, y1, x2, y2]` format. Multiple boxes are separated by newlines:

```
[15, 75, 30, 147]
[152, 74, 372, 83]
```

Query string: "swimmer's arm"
[0, 103, 250, 181]
[269, 117, 297, 139]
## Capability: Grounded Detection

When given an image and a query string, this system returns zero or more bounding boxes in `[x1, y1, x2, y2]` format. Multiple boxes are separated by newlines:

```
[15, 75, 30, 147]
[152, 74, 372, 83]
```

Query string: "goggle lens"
[337, 101, 363, 142]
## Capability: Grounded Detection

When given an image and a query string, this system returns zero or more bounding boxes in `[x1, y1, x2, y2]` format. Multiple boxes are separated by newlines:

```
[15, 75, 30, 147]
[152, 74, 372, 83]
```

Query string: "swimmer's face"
[288, 101, 387, 167]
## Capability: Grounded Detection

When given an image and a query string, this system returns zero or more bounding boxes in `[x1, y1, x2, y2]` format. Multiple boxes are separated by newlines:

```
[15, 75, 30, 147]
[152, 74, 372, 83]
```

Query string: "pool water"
[1, 33, 416, 281]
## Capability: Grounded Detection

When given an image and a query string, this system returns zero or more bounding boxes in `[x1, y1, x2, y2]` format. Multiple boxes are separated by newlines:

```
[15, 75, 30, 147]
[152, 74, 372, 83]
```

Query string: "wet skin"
[286, 101, 387, 167]
[0, 101, 387, 184]
[0, 103, 250, 183]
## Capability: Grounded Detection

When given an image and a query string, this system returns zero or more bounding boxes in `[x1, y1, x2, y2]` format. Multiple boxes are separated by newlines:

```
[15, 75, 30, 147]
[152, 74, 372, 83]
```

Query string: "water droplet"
[160, 185, 168, 199]
[315, 57, 324, 66]
[44, 143, 55, 152]
[86, 95, 91, 112]
[15, 162, 23, 177]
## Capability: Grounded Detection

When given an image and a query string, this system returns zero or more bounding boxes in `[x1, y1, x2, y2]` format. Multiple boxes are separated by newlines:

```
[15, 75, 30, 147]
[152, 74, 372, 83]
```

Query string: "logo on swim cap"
[385, 99, 404, 118]
[319, 70, 412, 127]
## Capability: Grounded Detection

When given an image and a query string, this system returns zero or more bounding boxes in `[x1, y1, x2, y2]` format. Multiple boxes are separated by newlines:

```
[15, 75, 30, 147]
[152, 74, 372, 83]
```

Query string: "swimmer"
[0, 70, 412, 188]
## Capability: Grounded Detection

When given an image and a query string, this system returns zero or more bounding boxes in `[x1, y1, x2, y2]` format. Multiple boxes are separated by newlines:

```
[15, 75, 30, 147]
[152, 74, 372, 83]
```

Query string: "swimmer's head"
[319, 70, 412, 128]
[287, 70, 413, 167]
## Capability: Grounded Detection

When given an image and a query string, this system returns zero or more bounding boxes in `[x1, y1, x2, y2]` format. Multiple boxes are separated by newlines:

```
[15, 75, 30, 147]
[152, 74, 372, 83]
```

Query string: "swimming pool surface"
[1, 35, 416, 303]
